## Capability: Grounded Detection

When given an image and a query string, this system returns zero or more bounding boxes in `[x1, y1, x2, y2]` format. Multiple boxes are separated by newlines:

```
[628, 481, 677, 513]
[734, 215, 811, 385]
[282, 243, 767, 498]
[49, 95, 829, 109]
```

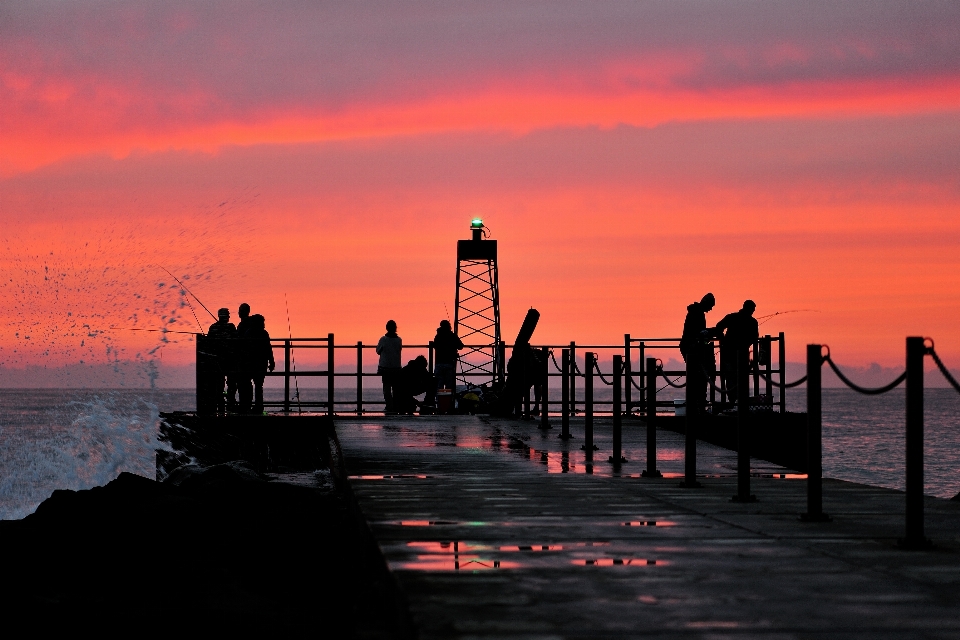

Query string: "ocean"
[0, 387, 957, 519]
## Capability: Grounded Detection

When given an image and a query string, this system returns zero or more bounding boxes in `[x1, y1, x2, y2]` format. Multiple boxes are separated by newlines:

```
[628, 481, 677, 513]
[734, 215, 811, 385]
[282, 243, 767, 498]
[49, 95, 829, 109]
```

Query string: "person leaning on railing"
[377, 320, 402, 414]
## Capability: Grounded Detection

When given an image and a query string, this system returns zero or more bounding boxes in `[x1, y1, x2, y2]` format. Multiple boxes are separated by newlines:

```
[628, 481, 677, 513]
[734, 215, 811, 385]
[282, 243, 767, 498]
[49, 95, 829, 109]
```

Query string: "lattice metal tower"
[454, 219, 502, 389]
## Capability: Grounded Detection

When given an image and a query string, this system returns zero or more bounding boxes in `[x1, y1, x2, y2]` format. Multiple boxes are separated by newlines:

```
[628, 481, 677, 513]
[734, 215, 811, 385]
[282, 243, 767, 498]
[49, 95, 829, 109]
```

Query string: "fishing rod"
[756, 309, 820, 326]
[110, 327, 201, 335]
[160, 266, 217, 323]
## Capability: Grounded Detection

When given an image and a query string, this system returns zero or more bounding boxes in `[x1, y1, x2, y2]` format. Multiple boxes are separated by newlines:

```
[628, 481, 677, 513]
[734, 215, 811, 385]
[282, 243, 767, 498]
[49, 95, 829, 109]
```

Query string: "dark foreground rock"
[0, 465, 414, 637]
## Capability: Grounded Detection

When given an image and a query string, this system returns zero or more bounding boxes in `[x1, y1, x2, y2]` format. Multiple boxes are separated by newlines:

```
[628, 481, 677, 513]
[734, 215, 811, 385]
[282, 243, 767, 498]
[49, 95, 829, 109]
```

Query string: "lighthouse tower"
[454, 219, 502, 389]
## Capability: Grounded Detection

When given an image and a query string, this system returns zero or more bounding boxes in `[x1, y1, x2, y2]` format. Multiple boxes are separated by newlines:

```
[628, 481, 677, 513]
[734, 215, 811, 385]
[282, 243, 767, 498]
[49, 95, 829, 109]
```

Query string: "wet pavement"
[337, 415, 960, 639]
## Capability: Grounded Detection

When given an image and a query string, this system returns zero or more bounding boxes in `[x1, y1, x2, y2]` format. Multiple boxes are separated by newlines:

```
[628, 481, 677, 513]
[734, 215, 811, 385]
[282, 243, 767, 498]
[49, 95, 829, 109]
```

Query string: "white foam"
[0, 392, 172, 520]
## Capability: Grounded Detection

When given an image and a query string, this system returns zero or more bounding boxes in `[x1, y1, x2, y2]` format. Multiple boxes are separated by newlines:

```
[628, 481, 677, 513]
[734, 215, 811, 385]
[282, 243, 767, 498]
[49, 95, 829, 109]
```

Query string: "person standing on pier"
[244, 313, 275, 414]
[234, 302, 253, 410]
[679, 293, 718, 409]
[207, 308, 237, 414]
[377, 320, 402, 414]
[432, 319, 463, 393]
[716, 300, 759, 406]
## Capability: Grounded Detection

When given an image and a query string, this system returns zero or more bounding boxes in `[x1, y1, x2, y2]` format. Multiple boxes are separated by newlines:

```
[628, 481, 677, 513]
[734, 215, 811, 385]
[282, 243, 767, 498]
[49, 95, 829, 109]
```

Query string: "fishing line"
[110, 327, 200, 335]
[285, 293, 302, 414]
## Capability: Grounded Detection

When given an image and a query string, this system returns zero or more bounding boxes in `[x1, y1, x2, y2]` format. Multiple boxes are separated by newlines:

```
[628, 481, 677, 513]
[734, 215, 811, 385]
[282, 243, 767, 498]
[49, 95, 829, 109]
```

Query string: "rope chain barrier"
[656, 363, 687, 389]
[824, 355, 906, 395]
[927, 341, 960, 394]
[549, 349, 562, 373]
[768, 374, 809, 389]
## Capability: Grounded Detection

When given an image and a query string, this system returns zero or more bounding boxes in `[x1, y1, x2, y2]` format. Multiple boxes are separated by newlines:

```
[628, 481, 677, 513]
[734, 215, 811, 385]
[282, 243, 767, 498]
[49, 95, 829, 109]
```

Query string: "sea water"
[0, 387, 957, 519]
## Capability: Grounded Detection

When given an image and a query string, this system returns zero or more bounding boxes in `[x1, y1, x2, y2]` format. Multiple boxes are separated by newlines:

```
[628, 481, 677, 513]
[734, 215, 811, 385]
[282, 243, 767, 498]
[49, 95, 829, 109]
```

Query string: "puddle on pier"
[621, 521, 677, 527]
[348, 474, 430, 480]
[573, 558, 667, 566]
[392, 539, 670, 572]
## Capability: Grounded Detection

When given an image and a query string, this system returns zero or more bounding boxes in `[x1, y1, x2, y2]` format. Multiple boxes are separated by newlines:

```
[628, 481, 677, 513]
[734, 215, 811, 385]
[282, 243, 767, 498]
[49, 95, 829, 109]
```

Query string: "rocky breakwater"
[0, 460, 414, 637]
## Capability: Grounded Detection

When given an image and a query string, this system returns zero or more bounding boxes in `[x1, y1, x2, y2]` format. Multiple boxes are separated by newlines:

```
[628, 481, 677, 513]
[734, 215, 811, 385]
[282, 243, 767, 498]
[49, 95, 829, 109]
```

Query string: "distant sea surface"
[0, 387, 958, 519]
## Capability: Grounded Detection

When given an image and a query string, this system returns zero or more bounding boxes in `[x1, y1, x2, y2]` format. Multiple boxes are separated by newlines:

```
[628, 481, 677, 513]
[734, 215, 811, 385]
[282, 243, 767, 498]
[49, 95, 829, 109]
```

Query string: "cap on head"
[439, 319, 451, 330]
[743, 299, 756, 312]
[218, 308, 230, 319]
[701, 293, 716, 307]
[239, 303, 250, 317]
[415, 355, 427, 366]
[386, 319, 397, 332]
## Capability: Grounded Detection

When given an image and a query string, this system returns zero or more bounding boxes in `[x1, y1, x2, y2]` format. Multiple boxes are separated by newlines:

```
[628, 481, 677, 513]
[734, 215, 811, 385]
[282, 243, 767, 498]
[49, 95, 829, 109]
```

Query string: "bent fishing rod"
[159, 266, 217, 328]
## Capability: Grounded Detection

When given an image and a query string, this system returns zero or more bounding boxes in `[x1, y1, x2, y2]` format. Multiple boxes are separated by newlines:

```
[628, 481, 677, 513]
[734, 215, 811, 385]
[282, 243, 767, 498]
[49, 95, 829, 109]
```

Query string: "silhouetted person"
[377, 320, 402, 414]
[716, 300, 759, 406]
[432, 319, 463, 392]
[233, 302, 252, 408]
[207, 308, 237, 414]
[679, 293, 718, 409]
[395, 355, 436, 414]
[242, 314, 275, 414]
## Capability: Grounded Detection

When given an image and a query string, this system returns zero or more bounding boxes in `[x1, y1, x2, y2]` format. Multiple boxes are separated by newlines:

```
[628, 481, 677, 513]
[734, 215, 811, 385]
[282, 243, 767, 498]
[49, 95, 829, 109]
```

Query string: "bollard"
[610, 355, 625, 464]
[356, 341, 363, 415]
[583, 352, 595, 457]
[642, 358, 662, 477]
[732, 348, 757, 502]
[900, 336, 930, 548]
[800, 344, 829, 521]
[681, 354, 701, 488]
[540, 346, 551, 429]
[560, 349, 572, 439]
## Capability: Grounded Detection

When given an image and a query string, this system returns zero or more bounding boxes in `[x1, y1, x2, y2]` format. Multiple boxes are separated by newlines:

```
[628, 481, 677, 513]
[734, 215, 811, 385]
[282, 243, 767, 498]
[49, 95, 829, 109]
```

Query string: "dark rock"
[164, 460, 266, 488]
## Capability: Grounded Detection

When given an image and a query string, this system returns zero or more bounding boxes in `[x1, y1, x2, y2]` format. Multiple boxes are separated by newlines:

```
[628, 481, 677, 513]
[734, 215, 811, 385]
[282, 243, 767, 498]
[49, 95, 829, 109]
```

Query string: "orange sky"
[2, 1, 960, 381]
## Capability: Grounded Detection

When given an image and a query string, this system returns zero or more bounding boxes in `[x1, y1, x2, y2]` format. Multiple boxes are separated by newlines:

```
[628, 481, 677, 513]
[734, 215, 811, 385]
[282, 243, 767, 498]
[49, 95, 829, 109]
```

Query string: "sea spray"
[0, 392, 173, 520]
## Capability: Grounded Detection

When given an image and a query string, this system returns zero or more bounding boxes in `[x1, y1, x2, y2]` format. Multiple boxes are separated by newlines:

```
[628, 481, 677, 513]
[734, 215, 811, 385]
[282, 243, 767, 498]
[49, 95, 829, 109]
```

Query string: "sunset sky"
[2, 1, 959, 382]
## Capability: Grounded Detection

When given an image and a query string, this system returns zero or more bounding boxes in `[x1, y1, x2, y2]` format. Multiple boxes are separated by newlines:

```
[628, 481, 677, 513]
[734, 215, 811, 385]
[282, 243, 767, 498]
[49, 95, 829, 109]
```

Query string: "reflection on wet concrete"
[573, 558, 666, 566]
[398, 540, 516, 571]
[621, 521, 677, 527]
[348, 474, 430, 480]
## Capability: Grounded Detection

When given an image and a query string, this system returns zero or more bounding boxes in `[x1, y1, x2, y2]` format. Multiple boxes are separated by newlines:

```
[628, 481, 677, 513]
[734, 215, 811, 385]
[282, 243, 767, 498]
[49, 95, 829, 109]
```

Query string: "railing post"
[327, 332, 335, 415]
[642, 357, 661, 477]
[801, 344, 829, 521]
[732, 348, 756, 502]
[428, 340, 434, 374]
[779, 332, 786, 413]
[539, 346, 551, 429]
[681, 353, 701, 488]
[284, 339, 291, 413]
[763, 334, 772, 406]
[357, 341, 363, 416]
[569, 341, 577, 415]
[901, 336, 929, 548]
[560, 349, 571, 439]
[583, 352, 594, 459]
[624, 334, 632, 414]
[638, 341, 645, 413]
[610, 355, 624, 465]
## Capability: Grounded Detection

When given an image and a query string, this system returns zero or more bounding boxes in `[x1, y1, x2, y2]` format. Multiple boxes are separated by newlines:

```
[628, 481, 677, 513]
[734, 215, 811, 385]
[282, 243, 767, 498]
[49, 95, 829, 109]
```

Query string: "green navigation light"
[470, 218, 483, 229]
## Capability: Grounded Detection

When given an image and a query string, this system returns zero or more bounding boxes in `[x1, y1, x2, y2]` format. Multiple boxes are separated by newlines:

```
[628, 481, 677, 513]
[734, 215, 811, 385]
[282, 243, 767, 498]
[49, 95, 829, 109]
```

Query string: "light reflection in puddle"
[398, 540, 518, 571]
[573, 558, 667, 566]
[394, 520, 487, 527]
[499, 544, 564, 551]
[348, 474, 430, 480]
[622, 521, 677, 527]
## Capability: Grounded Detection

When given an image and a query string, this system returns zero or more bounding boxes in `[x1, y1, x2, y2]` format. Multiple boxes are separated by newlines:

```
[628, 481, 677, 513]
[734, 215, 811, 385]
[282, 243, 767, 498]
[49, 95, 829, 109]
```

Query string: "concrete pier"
[338, 415, 960, 639]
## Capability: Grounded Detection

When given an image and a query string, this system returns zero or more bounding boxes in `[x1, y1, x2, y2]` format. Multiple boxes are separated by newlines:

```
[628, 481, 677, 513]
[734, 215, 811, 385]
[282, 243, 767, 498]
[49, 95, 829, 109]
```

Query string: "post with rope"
[356, 341, 363, 416]
[624, 334, 632, 414]
[560, 349, 572, 439]
[778, 332, 786, 412]
[570, 341, 577, 416]
[583, 352, 594, 459]
[901, 336, 930, 549]
[642, 358, 661, 477]
[540, 346, 551, 429]
[800, 343, 829, 520]
[284, 339, 291, 413]
[327, 333, 335, 415]
[732, 348, 757, 502]
[681, 354, 701, 488]
[610, 355, 625, 465]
